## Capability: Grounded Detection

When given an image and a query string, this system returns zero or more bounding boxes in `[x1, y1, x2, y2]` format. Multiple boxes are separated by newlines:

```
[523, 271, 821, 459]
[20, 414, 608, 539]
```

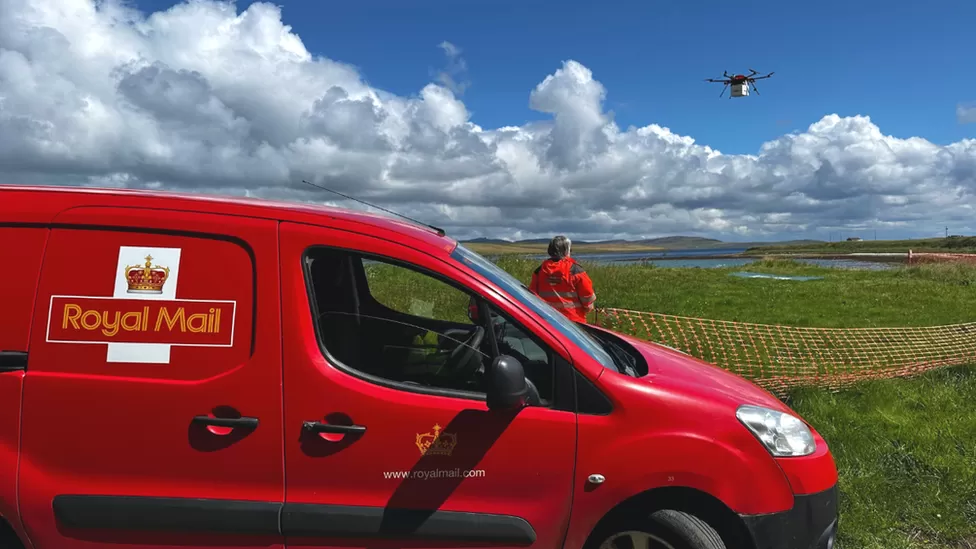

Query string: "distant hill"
[463, 237, 510, 244]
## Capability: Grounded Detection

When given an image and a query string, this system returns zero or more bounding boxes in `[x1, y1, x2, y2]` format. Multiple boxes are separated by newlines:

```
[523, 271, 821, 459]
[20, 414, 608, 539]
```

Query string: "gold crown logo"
[124, 255, 170, 295]
[415, 423, 457, 456]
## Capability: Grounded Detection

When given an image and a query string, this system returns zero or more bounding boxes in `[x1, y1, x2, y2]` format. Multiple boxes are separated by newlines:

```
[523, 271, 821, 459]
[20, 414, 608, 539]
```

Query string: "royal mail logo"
[44, 246, 237, 364]
[124, 255, 171, 294]
[415, 424, 457, 457]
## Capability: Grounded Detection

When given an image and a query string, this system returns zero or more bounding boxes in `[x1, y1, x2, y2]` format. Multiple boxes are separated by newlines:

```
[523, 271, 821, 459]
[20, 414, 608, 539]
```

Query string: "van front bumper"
[740, 485, 838, 549]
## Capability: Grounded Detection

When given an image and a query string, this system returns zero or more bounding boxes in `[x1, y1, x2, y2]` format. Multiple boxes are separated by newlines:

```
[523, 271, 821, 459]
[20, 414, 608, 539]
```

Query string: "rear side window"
[29, 228, 254, 380]
[0, 228, 48, 353]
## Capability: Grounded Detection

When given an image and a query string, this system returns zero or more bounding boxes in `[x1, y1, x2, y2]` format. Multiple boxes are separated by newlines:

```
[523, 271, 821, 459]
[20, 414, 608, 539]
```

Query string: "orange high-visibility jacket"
[529, 257, 596, 323]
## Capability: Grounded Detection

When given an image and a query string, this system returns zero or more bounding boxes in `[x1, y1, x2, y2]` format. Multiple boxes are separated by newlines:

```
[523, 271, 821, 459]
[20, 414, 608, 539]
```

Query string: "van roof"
[0, 184, 458, 255]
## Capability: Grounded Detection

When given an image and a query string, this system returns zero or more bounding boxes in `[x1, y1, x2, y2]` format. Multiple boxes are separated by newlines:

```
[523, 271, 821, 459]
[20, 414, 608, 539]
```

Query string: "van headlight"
[736, 405, 816, 457]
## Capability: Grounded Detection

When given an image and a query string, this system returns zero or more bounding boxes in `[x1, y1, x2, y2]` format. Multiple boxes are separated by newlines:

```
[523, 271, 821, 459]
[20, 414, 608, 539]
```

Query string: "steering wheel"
[444, 326, 485, 379]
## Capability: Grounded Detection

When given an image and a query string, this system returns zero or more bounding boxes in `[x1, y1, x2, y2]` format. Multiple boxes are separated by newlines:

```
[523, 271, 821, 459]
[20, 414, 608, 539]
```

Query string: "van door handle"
[0, 351, 28, 372]
[192, 415, 259, 429]
[302, 421, 366, 434]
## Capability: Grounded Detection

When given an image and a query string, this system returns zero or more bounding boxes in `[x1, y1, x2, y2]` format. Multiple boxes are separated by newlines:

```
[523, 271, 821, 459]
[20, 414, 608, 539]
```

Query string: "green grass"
[363, 255, 976, 548]
[488, 256, 976, 327]
[789, 366, 976, 549]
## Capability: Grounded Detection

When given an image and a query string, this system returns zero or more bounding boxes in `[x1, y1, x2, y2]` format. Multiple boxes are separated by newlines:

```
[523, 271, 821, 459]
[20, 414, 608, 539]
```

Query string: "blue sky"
[131, 0, 976, 155]
[5, 0, 976, 242]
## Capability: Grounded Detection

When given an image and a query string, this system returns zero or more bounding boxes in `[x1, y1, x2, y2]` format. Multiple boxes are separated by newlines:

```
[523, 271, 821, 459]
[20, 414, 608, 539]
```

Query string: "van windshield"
[451, 244, 618, 372]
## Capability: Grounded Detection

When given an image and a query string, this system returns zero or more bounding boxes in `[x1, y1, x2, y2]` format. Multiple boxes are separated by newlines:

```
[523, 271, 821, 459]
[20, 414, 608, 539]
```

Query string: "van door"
[18, 208, 285, 549]
[0, 227, 49, 542]
[279, 222, 578, 548]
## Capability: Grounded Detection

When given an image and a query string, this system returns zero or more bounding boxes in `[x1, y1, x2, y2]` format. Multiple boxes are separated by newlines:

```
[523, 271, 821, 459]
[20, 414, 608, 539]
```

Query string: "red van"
[0, 185, 838, 549]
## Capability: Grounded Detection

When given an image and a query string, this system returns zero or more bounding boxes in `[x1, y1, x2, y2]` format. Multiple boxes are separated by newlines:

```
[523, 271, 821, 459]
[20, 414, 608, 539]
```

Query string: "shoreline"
[630, 252, 913, 263]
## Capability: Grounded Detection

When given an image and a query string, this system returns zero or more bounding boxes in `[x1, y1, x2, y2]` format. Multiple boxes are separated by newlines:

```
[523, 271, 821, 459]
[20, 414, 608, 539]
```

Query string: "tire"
[0, 519, 25, 549]
[595, 510, 726, 549]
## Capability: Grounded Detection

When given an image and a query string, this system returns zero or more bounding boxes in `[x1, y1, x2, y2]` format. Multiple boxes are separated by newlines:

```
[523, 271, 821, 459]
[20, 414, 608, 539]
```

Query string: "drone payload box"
[731, 83, 749, 97]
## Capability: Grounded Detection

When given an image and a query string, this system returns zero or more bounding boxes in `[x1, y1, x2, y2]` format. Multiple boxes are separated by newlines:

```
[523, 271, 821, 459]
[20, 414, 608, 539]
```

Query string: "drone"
[705, 69, 774, 98]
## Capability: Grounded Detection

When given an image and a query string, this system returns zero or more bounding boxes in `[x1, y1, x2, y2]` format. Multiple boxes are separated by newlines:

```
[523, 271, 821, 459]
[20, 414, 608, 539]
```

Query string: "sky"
[1, 0, 975, 243]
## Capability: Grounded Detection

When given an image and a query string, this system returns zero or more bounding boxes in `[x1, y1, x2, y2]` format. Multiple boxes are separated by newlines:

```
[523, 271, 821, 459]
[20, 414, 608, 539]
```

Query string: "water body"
[526, 249, 897, 270]
[730, 272, 824, 281]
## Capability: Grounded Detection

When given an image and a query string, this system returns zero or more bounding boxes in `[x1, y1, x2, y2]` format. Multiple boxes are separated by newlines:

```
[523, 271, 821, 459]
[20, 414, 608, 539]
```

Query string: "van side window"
[304, 247, 554, 404]
[363, 258, 472, 324]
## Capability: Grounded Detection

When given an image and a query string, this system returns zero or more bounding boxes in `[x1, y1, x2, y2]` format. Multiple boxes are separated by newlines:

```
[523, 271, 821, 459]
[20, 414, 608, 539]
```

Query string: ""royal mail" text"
[62, 304, 222, 337]
[47, 296, 235, 346]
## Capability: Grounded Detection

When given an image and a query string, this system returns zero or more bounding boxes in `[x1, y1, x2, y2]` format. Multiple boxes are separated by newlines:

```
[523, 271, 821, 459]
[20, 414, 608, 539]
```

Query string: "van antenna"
[300, 179, 446, 237]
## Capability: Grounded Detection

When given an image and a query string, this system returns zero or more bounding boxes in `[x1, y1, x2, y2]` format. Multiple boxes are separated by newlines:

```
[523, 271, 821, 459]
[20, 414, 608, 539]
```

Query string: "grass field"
[491, 256, 976, 327]
[365, 257, 976, 548]
[744, 236, 976, 255]
[789, 366, 976, 549]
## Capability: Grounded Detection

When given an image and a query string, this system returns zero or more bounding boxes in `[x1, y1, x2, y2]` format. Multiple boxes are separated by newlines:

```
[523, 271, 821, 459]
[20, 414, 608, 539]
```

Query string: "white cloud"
[2, 0, 976, 242]
[959, 102, 976, 125]
[435, 41, 469, 96]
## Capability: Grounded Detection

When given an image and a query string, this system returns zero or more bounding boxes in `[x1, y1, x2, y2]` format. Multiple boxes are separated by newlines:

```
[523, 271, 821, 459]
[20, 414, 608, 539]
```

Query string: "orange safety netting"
[594, 307, 976, 396]
[907, 251, 976, 265]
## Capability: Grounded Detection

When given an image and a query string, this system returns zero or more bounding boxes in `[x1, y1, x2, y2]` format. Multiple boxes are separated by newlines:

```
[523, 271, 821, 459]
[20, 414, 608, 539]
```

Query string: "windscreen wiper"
[591, 331, 636, 376]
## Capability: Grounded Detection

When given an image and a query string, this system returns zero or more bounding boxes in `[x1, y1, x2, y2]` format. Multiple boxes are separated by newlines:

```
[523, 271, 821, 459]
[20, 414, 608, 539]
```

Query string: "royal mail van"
[0, 184, 838, 549]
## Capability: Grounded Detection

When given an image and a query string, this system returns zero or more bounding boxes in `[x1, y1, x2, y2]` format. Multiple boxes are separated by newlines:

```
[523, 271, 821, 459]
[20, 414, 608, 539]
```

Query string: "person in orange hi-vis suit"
[529, 235, 596, 323]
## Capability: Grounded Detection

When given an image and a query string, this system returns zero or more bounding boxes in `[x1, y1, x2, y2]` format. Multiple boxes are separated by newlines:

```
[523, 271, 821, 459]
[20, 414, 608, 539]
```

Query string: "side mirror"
[486, 355, 529, 411]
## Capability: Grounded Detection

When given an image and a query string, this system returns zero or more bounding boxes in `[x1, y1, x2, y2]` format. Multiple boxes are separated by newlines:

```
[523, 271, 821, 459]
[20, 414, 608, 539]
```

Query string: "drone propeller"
[751, 71, 774, 81]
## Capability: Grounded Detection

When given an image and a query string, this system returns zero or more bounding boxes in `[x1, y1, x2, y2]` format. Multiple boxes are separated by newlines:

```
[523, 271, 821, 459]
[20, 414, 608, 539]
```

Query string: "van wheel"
[596, 510, 725, 549]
